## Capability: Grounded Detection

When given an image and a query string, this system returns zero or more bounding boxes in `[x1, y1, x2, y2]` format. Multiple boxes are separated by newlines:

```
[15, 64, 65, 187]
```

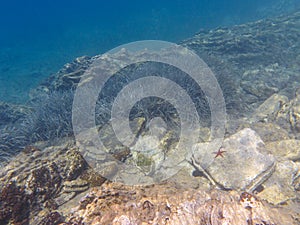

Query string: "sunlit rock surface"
[63, 182, 296, 225]
[257, 160, 298, 205]
[192, 128, 275, 191]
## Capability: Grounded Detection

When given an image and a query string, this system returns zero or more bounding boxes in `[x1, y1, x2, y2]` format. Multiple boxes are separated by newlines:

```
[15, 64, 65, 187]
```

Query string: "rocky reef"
[63, 182, 296, 225]
[0, 9, 300, 225]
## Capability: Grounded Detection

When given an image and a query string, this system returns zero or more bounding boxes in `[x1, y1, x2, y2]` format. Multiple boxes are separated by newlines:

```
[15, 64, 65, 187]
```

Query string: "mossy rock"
[136, 153, 153, 167]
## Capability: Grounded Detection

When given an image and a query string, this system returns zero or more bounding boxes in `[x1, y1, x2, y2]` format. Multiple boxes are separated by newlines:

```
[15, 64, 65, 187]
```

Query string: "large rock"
[0, 142, 91, 224]
[277, 88, 300, 137]
[192, 128, 275, 191]
[250, 93, 289, 123]
[249, 89, 300, 139]
[64, 182, 296, 225]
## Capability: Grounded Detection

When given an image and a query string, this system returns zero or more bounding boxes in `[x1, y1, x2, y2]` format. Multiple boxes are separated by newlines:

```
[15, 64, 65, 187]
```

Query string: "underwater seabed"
[0, 11, 300, 225]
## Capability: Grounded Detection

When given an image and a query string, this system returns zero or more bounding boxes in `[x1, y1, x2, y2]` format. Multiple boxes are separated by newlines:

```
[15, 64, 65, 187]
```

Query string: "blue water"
[0, 0, 299, 103]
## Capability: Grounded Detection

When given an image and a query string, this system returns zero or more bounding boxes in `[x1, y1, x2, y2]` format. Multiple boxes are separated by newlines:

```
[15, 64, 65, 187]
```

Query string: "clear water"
[0, 0, 299, 103]
[0, 2, 300, 223]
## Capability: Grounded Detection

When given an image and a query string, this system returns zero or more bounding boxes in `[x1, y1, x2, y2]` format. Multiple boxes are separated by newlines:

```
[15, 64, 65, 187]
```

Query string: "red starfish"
[213, 147, 226, 158]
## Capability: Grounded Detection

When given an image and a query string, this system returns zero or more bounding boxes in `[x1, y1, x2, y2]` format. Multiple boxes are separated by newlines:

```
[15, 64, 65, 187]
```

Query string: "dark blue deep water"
[0, 0, 300, 103]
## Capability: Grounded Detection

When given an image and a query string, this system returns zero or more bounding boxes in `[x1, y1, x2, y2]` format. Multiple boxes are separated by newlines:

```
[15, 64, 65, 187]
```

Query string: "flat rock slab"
[193, 128, 275, 191]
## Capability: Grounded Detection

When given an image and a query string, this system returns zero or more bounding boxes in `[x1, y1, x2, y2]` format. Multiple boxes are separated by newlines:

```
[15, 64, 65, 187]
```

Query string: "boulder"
[192, 128, 275, 191]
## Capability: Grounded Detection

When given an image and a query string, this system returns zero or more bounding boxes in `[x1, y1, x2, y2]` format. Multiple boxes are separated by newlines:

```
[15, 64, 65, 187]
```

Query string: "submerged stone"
[266, 139, 300, 161]
[257, 160, 298, 205]
[192, 128, 275, 191]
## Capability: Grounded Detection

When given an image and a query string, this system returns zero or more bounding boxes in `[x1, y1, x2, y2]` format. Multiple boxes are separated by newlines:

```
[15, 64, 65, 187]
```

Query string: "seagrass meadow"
[0, 6, 300, 225]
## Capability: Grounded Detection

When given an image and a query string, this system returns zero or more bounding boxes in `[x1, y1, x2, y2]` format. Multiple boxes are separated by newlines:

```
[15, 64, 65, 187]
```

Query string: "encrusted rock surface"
[0, 142, 90, 224]
[248, 88, 300, 140]
[250, 93, 289, 123]
[0, 181, 31, 224]
[63, 182, 296, 225]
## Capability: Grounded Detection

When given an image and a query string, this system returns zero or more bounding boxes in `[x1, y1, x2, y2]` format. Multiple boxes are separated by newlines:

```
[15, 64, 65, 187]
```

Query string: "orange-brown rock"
[63, 182, 296, 225]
